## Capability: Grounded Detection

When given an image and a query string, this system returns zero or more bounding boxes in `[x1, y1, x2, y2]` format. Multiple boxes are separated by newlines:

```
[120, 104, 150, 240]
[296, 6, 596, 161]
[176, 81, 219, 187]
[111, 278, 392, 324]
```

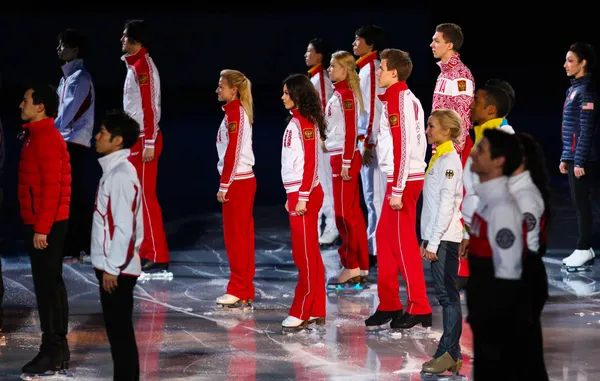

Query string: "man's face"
[56, 40, 78, 62]
[352, 35, 371, 57]
[430, 31, 452, 60]
[19, 89, 40, 122]
[305, 44, 321, 67]
[95, 125, 121, 155]
[120, 28, 136, 53]
[470, 89, 495, 125]
[470, 137, 494, 176]
[376, 59, 395, 88]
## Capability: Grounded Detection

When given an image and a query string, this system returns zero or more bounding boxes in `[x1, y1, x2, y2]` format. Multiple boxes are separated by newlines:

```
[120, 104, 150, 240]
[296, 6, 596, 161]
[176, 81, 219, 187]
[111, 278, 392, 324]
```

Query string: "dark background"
[0, 7, 598, 247]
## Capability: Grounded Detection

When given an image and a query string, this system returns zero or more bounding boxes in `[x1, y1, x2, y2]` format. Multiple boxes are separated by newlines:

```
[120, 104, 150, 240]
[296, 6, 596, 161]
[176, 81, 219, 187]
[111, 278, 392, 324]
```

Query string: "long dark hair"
[283, 73, 326, 139]
[516, 132, 552, 253]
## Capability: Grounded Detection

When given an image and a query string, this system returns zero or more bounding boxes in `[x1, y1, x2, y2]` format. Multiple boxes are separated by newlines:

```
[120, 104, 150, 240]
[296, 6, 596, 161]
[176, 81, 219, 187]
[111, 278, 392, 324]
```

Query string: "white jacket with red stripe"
[122, 47, 161, 149]
[324, 80, 360, 168]
[91, 149, 143, 277]
[377, 81, 427, 197]
[281, 109, 320, 201]
[356, 51, 384, 148]
[308, 64, 334, 112]
[216, 99, 255, 193]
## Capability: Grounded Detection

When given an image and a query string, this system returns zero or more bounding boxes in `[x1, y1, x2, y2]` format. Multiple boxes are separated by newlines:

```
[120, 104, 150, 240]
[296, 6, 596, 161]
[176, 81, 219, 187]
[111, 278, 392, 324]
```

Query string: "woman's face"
[425, 115, 450, 146]
[327, 58, 347, 82]
[564, 51, 586, 78]
[281, 84, 295, 110]
[216, 77, 237, 102]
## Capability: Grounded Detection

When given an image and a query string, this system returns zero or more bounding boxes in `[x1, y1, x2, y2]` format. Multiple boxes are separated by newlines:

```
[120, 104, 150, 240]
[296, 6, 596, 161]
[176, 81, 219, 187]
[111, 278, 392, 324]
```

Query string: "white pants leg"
[359, 144, 386, 255]
[318, 146, 337, 236]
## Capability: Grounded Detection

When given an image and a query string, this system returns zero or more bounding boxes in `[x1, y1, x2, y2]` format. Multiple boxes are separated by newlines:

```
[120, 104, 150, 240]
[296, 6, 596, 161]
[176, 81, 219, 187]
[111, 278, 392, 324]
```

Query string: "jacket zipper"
[29, 187, 35, 215]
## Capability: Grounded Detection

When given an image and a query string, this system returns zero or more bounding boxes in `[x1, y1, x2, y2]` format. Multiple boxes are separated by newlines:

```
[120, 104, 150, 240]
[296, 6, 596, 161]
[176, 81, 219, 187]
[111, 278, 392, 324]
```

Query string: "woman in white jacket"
[419, 109, 465, 376]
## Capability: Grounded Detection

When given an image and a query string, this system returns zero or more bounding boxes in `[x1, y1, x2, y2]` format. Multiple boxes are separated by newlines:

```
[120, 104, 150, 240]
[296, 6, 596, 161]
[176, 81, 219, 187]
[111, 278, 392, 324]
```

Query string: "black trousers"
[24, 220, 69, 357]
[64, 142, 93, 257]
[0, 187, 4, 329]
[566, 160, 597, 250]
[95, 270, 139, 381]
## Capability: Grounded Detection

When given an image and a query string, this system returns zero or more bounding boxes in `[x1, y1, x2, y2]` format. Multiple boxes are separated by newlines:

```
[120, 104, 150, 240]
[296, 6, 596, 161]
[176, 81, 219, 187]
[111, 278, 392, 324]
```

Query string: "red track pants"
[376, 181, 432, 314]
[330, 153, 369, 271]
[129, 131, 169, 263]
[222, 177, 256, 301]
[287, 185, 326, 320]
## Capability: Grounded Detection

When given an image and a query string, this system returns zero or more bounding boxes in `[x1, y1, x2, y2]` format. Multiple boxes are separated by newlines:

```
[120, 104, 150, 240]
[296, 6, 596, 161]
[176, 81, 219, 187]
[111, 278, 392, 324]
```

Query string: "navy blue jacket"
[561, 75, 598, 166]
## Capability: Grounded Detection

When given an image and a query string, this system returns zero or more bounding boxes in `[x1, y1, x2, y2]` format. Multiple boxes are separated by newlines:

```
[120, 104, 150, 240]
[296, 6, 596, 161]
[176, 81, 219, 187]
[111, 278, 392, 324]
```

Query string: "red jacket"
[18, 118, 71, 234]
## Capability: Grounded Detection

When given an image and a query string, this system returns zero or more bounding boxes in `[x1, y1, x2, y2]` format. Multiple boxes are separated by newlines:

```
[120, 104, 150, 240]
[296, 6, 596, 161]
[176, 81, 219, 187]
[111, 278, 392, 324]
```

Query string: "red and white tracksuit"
[375, 81, 431, 314]
[324, 80, 369, 271]
[281, 109, 326, 320]
[122, 47, 169, 264]
[432, 52, 475, 277]
[216, 99, 256, 301]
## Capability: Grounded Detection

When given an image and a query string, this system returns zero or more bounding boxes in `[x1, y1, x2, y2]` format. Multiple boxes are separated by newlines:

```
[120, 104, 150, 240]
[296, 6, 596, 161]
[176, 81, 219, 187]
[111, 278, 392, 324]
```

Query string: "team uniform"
[324, 79, 369, 286]
[509, 170, 549, 380]
[280, 109, 326, 330]
[356, 51, 386, 258]
[308, 64, 338, 245]
[466, 176, 529, 379]
[91, 148, 143, 380]
[420, 140, 464, 372]
[432, 52, 475, 279]
[369, 80, 432, 324]
[215, 99, 256, 308]
[122, 47, 169, 269]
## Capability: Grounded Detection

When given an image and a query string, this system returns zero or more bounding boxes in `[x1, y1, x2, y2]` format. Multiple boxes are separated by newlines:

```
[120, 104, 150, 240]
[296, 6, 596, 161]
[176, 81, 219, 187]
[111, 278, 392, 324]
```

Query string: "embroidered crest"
[343, 100, 354, 110]
[389, 114, 399, 128]
[228, 122, 237, 133]
[445, 169, 454, 179]
[303, 128, 314, 140]
[524, 212, 536, 232]
[570, 90, 577, 100]
[138, 73, 149, 85]
[495, 228, 515, 249]
[457, 80, 467, 92]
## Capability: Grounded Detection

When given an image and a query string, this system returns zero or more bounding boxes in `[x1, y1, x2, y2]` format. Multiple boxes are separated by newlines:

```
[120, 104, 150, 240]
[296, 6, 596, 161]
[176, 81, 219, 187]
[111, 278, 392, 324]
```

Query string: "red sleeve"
[219, 106, 242, 192]
[388, 93, 406, 197]
[364, 62, 376, 150]
[136, 60, 158, 149]
[34, 136, 66, 234]
[298, 124, 318, 202]
[341, 90, 358, 168]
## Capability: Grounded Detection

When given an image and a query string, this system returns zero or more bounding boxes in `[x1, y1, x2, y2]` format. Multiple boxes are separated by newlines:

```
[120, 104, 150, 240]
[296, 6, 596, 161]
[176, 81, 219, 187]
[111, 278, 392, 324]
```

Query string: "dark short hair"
[309, 37, 331, 67]
[435, 23, 464, 51]
[479, 81, 513, 119]
[124, 19, 151, 48]
[569, 41, 597, 73]
[355, 24, 385, 52]
[29, 84, 59, 118]
[57, 29, 85, 58]
[485, 78, 515, 115]
[484, 129, 523, 176]
[102, 109, 140, 149]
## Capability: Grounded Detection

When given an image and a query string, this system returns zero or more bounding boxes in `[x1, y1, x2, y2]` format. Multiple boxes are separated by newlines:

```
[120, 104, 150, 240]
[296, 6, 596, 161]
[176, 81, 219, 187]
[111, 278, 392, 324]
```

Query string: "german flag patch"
[228, 122, 237, 133]
[343, 100, 354, 110]
[389, 114, 399, 128]
[138, 73, 149, 85]
[303, 128, 314, 140]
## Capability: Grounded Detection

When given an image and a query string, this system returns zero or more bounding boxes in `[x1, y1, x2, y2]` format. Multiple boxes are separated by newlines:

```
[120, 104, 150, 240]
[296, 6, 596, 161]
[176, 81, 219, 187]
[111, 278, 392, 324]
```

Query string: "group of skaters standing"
[214, 22, 598, 380]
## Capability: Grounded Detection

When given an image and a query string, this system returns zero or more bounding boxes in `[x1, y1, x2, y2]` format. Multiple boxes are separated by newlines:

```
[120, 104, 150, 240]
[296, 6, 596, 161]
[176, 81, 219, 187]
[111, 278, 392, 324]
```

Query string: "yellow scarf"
[426, 140, 455, 176]
[472, 117, 505, 152]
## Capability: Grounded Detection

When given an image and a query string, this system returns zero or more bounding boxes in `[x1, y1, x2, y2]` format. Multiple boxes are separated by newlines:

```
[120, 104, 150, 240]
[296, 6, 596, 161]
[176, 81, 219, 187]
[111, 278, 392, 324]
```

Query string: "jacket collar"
[472, 117, 505, 150]
[571, 74, 592, 87]
[61, 59, 85, 77]
[508, 170, 534, 192]
[222, 99, 241, 113]
[378, 80, 408, 102]
[437, 52, 461, 72]
[308, 64, 324, 78]
[333, 79, 350, 91]
[22, 117, 55, 132]
[356, 51, 378, 69]
[475, 175, 510, 202]
[122, 47, 148, 66]
[98, 149, 131, 174]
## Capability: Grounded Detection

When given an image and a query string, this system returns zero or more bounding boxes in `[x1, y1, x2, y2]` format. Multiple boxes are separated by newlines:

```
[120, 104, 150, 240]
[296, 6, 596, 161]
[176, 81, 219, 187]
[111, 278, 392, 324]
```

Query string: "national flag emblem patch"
[583, 102, 594, 110]
[457, 80, 467, 92]
[343, 100, 354, 110]
[303, 128, 314, 140]
[228, 122, 237, 133]
[389, 114, 399, 128]
[138, 73, 149, 85]
[445, 169, 454, 179]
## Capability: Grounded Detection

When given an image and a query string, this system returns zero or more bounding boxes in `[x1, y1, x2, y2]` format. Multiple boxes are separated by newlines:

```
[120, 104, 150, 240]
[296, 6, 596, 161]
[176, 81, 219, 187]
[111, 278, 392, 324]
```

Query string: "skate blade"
[21, 370, 74, 379]
[326, 283, 364, 291]
[389, 326, 432, 338]
[139, 271, 174, 282]
[214, 302, 254, 312]
[420, 372, 466, 380]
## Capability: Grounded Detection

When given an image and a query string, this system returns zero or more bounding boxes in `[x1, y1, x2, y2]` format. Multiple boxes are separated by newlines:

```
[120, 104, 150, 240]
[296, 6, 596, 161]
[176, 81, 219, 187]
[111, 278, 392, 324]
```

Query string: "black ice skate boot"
[365, 309, 403, 331]
[390, 312, 432, 329]
[22, 350, 62, 376]
[142, 260, 169, 272]
[58, 337, 70, 370]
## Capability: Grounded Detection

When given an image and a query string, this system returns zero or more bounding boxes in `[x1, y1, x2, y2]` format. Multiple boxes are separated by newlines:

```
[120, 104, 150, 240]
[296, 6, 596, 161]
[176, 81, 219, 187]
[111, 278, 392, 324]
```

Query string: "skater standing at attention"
[215, 69, 256, 309]
[420, 109, 465, 375]
[364, 49, 432, 330]
[560, 42, 598, 270]
[324, 50, 370, 289]
[280, 73, 327, 331]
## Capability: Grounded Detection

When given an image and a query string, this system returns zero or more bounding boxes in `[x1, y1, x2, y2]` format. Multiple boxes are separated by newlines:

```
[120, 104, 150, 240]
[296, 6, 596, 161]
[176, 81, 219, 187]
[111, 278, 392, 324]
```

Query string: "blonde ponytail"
[220, 69, 254, 124]
[331, 51, 364, 114]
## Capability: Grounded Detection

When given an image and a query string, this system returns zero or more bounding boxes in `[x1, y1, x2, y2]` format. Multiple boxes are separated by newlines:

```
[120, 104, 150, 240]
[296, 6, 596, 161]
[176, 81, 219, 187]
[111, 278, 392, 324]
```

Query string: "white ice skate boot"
[563, 249, 595, 272]
[281, 316, 310, 333]
[215, 294, 253, 310]
[319, 228, 340, 247]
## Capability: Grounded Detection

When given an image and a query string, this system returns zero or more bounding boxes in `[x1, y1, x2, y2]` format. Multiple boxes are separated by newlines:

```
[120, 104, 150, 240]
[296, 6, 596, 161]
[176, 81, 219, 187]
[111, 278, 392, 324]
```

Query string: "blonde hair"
[220, 69, 254, 124]
[430, 109, 462, 143]
[331, 51, 364, 114]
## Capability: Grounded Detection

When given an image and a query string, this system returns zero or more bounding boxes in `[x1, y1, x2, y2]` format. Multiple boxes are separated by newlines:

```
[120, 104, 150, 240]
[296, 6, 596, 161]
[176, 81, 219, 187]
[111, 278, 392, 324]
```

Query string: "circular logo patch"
[524, 212, 537, 232]
[495, 228, 515, 249]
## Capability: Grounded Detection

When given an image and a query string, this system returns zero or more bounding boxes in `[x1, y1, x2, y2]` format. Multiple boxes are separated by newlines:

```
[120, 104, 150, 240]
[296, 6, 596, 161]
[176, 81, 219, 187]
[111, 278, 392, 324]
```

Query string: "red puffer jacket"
[18, 118, 71, 234]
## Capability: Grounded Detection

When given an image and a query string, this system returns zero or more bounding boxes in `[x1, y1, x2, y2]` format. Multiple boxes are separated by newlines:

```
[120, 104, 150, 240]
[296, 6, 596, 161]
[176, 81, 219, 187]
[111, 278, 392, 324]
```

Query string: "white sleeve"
[488, 204, 524, 280]
[358, 71, 370, 133]
[104, 171, 138, 276]
[426, 158, 461, 253]
[518, 191, 545, 253]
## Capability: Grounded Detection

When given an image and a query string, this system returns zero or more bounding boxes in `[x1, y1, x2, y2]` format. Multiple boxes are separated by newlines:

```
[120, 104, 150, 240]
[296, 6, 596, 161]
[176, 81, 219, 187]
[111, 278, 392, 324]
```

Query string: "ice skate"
[319, 228, 340, 248]
[20, 351, 73, 379]
[563, 249, 595, 272]
[326, 267, 363, 291]
[365, 309, 403, 332]
[214, 294, 253, 311]
[359, 270, 371, 289]
[139, 261, 174, 281]
[421, 352, 462, 378]
[390, 312, 432, 332]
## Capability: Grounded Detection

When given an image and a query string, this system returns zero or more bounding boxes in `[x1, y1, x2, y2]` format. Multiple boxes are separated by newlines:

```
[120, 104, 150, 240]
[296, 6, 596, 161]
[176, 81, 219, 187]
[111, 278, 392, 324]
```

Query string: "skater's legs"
[359, 144, 377, 255]
[567, 161, 596, 250]
[351, 155, 370, 272]
[524, 255, 549, 380]
[318, 149, 337, 237]
[331, 155, 358, 269]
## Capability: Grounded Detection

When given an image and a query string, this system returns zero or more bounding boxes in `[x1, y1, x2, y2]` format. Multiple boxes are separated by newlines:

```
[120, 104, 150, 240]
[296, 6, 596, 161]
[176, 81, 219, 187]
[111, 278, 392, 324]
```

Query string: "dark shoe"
[457, 276, 468, 290]
[59, 337, 70, 364]
[422, 352, 461, 374]
[365, 309, 403, 327]
[368, 254, 378, 269]
[141, 258, 150, 267]
[142, 261, 169, 273]
[22, 352, 62, 374]
[390, 312, 432, 329]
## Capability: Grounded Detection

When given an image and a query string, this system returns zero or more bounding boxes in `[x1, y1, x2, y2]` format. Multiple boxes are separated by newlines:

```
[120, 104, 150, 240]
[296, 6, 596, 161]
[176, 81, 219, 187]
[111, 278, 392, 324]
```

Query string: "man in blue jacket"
[55, 29, 96, 262]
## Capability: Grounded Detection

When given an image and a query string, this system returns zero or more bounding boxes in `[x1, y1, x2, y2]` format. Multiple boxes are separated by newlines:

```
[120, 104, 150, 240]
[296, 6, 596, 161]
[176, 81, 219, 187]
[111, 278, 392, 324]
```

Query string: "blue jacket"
[561, 75, 598, 166]
[55, 59, 95, 147]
